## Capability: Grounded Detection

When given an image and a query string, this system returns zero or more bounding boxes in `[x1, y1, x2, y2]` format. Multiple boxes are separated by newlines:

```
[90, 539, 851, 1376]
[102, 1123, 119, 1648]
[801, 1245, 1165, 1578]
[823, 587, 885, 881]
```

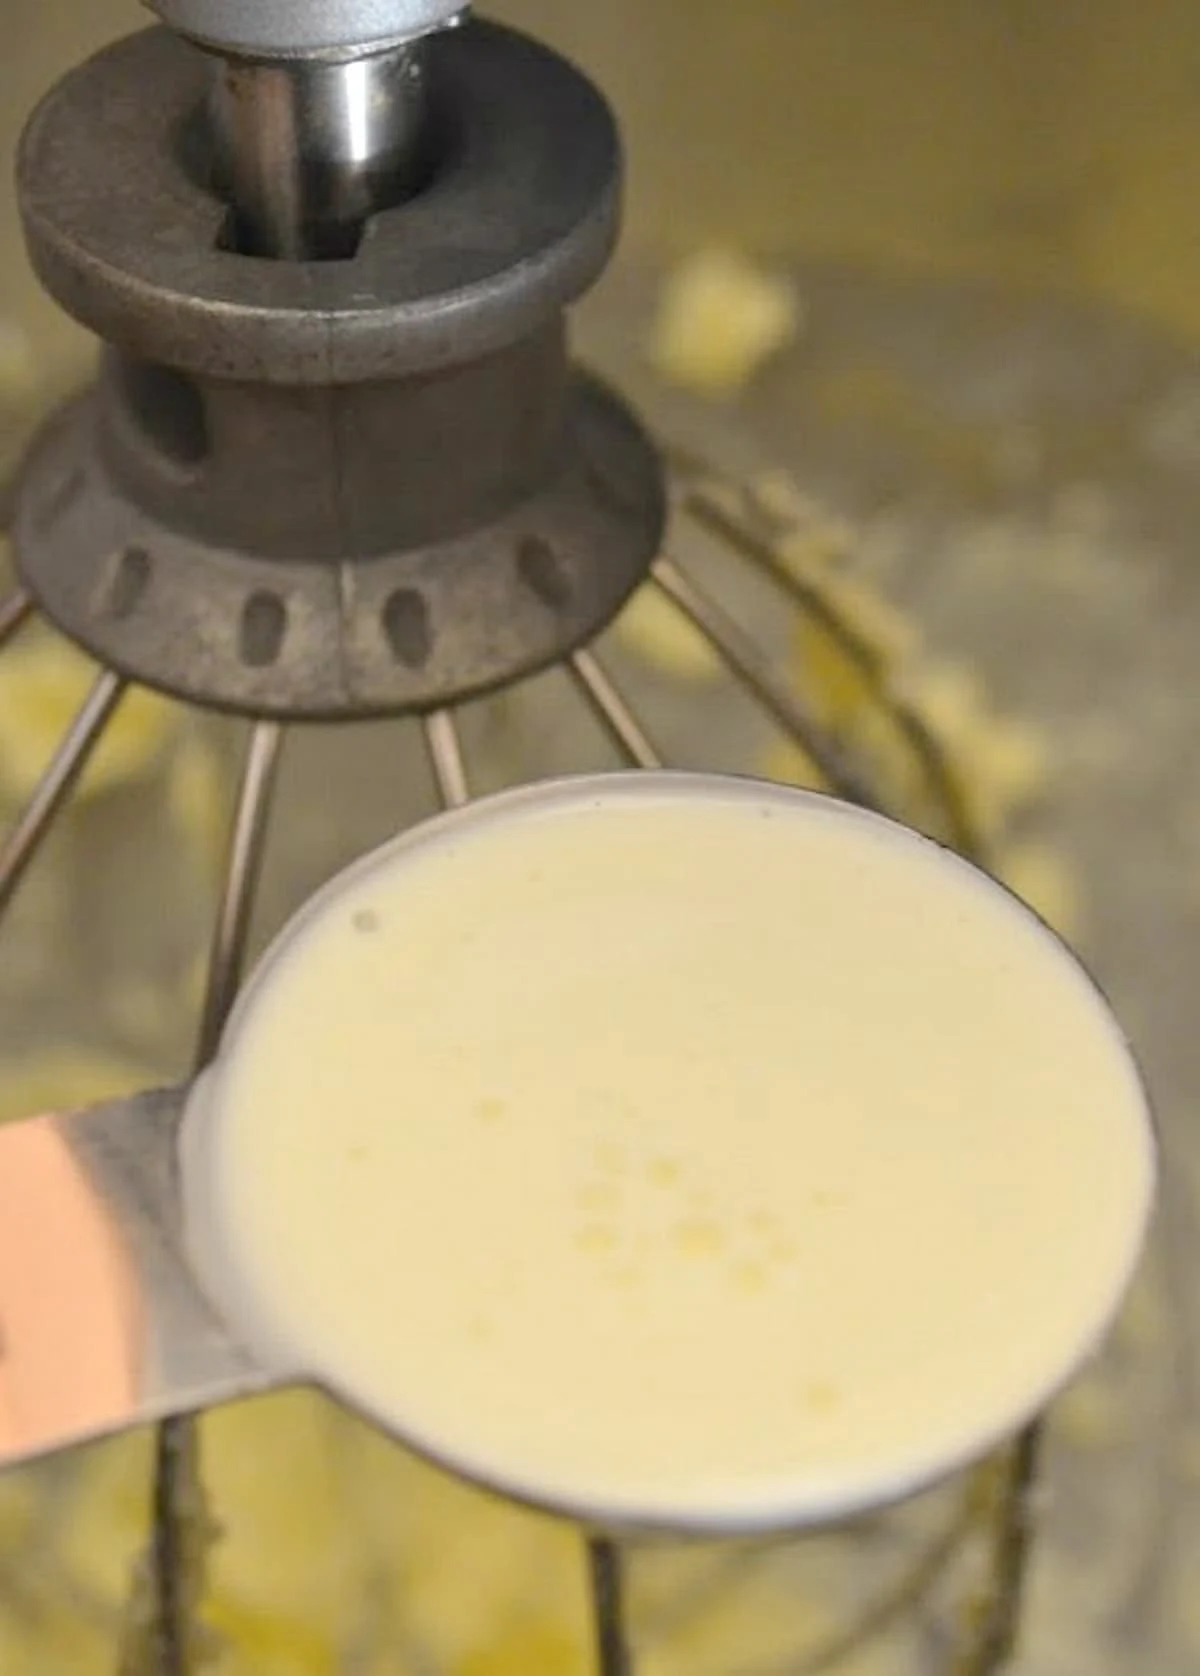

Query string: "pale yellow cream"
[182, 774, 1154, 1533]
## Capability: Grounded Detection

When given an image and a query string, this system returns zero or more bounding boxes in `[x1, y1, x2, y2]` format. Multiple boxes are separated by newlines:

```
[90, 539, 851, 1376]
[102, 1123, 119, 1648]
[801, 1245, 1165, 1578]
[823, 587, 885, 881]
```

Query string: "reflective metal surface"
[209, 44, 430, 260]
[146, 0, 465, 59]
[14, 22, 656, 721]
[0, 1087, 273, 1472]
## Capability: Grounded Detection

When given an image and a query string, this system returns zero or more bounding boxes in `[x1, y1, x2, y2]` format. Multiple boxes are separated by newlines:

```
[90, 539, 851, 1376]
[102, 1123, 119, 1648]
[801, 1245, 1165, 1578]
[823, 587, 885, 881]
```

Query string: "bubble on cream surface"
[180, 774, 1155, 1534]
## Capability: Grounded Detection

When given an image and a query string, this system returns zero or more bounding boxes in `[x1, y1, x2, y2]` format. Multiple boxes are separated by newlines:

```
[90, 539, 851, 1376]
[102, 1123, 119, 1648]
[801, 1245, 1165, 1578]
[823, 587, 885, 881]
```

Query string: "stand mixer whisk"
[0, 4, 1090, 1674]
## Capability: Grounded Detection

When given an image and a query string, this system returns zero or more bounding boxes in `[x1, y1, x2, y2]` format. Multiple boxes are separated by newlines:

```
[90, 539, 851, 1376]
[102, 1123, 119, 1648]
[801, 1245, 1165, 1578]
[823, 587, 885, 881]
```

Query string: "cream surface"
[182, 775, 1154, 1531]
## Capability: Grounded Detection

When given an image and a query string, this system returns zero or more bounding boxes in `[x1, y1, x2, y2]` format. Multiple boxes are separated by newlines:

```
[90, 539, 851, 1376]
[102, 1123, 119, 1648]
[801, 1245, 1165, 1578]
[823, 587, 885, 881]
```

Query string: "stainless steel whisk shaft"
[151, 0, 460, 259]
[208, 43, 430, 260]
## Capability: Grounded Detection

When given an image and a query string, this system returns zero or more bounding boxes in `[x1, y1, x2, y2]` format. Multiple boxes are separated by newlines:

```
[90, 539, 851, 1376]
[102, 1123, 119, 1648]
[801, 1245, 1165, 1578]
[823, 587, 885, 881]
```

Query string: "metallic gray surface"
[145, 0, 465, 59]
[422, 709, 471, 807]
[13, 368, 665, 718]
[17, 24, 622, 382]
[0, 1088, 276, 1474]
[11, 17, 665, 721]
[209, 44, 430, 260]
[68, 1089, 274, 1428]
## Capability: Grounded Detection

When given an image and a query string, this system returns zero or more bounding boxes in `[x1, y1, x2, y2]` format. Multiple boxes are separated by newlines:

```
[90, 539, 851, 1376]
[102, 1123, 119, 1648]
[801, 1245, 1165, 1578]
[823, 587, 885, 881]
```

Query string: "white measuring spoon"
[0, 773, 1155, 1541]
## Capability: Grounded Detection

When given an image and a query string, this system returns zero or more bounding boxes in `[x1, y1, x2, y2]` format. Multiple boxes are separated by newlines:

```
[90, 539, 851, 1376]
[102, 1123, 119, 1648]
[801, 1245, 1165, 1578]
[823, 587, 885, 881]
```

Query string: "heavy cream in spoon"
[181, 774, 1154, 1532]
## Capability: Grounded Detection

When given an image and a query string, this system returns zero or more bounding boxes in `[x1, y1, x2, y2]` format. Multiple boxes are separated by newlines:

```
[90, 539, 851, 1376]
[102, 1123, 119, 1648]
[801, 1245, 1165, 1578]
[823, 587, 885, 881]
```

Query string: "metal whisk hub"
[12, 21, 665, 718]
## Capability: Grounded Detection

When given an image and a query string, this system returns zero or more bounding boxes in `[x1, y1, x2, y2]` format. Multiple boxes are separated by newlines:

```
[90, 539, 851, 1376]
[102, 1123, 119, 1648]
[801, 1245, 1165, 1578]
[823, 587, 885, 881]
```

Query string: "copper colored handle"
[0, 1087, 277, 1472]
[0, 1113, 142, 1461]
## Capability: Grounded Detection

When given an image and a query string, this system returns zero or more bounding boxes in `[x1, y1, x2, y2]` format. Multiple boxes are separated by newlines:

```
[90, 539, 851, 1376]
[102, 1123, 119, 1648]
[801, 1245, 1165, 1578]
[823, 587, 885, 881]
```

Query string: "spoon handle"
[0, 1085, 277, 1471]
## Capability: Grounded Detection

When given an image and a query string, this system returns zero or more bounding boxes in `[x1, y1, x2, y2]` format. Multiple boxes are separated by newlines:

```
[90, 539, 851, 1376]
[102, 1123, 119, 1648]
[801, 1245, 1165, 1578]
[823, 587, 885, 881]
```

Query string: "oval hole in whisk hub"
[382, 588, 432, 669]
[104, 545, 153, 620]
[518, 536, 571, 610]
[239, 591, 288, 668]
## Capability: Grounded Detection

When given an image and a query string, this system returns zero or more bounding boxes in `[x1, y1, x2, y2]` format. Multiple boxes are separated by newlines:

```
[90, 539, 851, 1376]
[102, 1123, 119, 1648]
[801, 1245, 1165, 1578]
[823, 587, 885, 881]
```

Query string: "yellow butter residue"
[0, 1050, 151, 1124]
[651, 249, 802, 398]
[45, 1389, 854, 1676]
[782, 545, 1052, 854]
[758, 736, 825, 794]
[1053, 1375, 1125, 1452]
[200, 1394, 362, 1667]
[897, 664, 1051, 842]
[617, 460, 1077, 930]
[752, 470, 856, 566]
[796, 573, 919, 732]
[338, 1421, 587, 1669]
[166, 728, 237, 884]
[615, 588, 724, 685]
[455, 1621, 584, 1676]
[337, 1428, 853, 1676]
[0, 322, 36, 401]
[996, 843, 1084, 940]
[0, 837, 873, 1676]
[684, 472, 1083, 934]
[0, 632, 183, 806]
